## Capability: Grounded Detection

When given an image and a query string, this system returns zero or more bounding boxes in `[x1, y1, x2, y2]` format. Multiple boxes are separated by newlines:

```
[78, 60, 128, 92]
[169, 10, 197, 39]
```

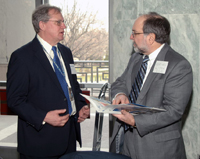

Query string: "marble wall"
[0, 0, 35, 80]
[109, 0, 200, 158]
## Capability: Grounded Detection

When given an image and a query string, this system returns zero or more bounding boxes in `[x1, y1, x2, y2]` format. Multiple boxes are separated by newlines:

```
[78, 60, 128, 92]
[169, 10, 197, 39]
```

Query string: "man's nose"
[61, 22, 66, 29]
[130, 34, 134, 40]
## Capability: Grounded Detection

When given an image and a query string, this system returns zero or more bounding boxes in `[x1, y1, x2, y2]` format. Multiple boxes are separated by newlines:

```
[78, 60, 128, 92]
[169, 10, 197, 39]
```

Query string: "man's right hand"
[112, 94, 129, 105]
[112, 94, 135, 126]
[44, 109, 69, 127]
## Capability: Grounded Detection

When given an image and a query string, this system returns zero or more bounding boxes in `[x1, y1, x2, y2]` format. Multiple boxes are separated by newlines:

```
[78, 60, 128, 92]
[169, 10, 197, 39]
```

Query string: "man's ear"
[39, 21, 45, 31]
[148, 33, 156, 45]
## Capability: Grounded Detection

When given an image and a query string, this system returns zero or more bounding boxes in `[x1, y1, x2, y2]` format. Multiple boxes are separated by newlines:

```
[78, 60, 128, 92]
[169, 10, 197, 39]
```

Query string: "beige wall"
[0, 0, 35, 80]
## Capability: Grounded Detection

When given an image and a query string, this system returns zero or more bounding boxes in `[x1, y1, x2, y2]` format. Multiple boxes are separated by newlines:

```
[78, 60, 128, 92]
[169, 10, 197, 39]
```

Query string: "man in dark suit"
[110, 12, 193, 159]
[7, 4, 90, 159]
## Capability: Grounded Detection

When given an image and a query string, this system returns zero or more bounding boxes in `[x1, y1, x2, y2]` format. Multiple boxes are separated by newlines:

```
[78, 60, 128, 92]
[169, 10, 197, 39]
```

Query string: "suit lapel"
[137, 44, 170, 103]
[31, 37, 64, 94]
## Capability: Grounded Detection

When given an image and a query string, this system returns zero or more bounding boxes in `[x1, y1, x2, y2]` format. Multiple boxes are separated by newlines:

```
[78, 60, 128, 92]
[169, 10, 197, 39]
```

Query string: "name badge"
[68, 88, 74, 102]
[153, 61, 168, 74]
[70, 64, 77, 74]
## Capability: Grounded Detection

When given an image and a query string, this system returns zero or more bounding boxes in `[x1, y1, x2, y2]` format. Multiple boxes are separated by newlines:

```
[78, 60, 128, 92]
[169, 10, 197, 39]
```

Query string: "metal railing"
[74, 60, 109, 97]
[0, 60, 110, 97]
[74, 60, 109, 83]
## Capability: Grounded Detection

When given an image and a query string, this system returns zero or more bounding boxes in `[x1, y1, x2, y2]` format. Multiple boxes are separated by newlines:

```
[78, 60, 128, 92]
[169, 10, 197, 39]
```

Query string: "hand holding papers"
[81, 94, 166, 115]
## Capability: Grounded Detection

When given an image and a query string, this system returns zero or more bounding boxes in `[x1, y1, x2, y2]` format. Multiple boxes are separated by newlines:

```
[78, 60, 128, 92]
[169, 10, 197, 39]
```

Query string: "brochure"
[81, 94, 166, 115]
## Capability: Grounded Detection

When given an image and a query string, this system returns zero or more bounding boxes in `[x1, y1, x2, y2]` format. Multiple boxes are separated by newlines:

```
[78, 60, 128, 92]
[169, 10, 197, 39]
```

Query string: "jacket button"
[64, 98, 67, 101]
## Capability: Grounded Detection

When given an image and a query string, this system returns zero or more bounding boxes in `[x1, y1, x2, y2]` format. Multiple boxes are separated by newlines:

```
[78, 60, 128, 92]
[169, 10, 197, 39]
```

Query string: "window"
[49, 0, 109, 151]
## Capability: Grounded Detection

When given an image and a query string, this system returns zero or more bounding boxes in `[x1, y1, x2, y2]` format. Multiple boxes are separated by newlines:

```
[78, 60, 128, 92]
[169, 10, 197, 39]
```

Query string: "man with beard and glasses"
[109, 12, 193, 159]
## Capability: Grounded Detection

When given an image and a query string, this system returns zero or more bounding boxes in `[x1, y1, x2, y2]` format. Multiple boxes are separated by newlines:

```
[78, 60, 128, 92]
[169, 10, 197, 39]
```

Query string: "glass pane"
[49, 0, 109, 152]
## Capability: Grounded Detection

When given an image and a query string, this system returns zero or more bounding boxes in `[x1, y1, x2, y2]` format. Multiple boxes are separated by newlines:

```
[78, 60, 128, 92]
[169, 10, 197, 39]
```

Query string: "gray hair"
[32, 4, 61, 33]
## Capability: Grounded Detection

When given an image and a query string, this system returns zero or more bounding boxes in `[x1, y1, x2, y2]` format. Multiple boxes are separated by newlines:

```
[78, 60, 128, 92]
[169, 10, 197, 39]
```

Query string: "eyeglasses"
[132, 31, 144, 37]
[48, 20, 65, 26]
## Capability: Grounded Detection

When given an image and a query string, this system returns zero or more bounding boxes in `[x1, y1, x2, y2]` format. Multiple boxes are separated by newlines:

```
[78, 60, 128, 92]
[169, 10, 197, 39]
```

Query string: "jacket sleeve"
[111, 53, 140, 99]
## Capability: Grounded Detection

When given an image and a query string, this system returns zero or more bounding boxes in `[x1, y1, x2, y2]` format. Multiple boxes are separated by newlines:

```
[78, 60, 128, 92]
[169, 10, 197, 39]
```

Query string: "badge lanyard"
[41, 44, 66, 78]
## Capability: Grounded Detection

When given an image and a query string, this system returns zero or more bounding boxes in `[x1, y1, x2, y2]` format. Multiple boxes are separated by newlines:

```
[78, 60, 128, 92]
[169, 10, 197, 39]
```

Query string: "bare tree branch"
[60, 0, 108, 60]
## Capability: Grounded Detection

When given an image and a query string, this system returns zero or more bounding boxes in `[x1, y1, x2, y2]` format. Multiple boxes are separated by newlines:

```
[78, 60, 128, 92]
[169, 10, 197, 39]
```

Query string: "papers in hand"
[81, 94, 166, 115]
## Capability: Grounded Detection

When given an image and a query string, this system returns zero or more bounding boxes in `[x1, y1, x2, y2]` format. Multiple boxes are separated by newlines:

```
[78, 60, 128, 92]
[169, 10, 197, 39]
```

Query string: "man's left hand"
[113, 110, 135, 126]
[78, 105, 90, 123]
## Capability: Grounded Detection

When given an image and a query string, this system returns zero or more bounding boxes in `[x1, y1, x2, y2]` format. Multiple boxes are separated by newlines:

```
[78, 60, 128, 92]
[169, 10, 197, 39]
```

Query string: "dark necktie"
[129, 55, 149, 103]
[52, 46, 72, 115]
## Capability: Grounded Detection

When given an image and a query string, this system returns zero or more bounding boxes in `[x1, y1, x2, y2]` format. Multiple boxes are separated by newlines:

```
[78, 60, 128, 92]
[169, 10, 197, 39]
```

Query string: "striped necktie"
[52, 46, 72, 115]
[129, 55, 149, 103]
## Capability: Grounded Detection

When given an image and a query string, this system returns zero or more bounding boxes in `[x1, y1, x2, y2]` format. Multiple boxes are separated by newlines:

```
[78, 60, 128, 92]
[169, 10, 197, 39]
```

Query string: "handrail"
[1, 61, 109, 88]
[0, 81, 6, 87]
[75, 60, 109, 63]
[0, 81, 110, 89]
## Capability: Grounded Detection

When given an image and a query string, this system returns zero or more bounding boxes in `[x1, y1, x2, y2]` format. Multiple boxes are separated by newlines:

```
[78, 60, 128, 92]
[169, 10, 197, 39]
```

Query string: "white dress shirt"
[37, 34, 76, 115]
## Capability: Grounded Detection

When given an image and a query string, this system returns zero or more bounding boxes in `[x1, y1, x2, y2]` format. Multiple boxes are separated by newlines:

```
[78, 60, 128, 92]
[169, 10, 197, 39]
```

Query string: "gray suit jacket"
[110, 44, 193, 159]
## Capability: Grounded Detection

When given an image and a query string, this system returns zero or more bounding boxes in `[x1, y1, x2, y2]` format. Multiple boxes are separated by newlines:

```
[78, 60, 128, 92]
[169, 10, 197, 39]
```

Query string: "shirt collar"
[37, 34, 57, 54]
[147, 43, 165, 60]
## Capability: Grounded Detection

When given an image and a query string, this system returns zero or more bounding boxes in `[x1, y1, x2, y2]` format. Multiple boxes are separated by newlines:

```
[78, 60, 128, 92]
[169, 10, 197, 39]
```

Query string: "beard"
[133, 42, 147, 54]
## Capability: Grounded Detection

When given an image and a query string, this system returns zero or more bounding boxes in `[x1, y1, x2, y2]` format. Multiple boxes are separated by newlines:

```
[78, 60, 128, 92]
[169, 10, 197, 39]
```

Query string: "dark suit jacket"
[110, 44, 193, 159]
[6, 36, 87, 157]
